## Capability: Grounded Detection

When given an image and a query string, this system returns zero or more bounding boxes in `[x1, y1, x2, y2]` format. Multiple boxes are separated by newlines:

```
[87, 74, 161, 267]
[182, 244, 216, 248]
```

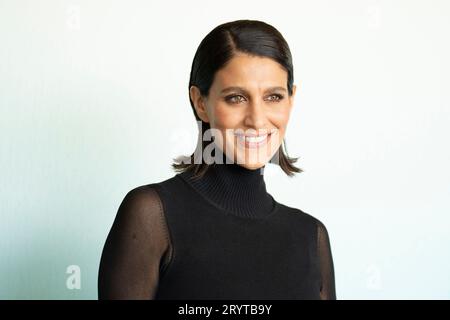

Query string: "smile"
[235, 133, 272, 149]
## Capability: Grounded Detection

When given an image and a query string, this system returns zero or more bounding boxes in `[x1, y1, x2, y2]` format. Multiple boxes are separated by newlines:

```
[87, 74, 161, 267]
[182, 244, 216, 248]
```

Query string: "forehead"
[212, 53, 287, 88]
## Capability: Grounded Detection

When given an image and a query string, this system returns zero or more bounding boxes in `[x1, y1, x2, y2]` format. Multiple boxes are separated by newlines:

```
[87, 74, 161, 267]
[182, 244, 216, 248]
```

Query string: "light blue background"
[1, 0, 449, 299]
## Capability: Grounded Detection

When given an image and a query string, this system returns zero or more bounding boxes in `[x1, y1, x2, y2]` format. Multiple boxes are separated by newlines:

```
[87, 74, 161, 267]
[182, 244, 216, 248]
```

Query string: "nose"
[244, 99, 267, 130]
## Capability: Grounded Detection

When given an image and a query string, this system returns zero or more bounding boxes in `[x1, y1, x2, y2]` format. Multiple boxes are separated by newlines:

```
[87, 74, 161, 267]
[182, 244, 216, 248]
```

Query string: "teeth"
[246, 135, 267, 143]
[238, 134, 268, 143]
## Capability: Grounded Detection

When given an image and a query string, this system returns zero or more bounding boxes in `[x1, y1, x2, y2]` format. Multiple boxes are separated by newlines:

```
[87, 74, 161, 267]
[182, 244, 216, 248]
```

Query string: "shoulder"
[120, 173, 181, 208]
[278, 202, 330, 235]
[113, 184, 169, 231]
[120, 184, 163, 212]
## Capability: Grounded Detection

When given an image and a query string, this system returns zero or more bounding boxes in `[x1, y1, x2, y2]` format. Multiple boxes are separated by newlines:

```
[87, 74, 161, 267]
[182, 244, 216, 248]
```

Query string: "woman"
[98, 19, 336, 300]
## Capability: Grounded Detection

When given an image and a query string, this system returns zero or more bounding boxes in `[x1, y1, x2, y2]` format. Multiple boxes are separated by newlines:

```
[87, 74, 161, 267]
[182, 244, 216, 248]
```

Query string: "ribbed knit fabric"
[178, 162, 275, 219]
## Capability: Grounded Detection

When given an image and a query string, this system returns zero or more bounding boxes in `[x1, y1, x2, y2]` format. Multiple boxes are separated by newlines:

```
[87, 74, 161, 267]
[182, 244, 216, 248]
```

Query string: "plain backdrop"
[0, 0, 449, 299]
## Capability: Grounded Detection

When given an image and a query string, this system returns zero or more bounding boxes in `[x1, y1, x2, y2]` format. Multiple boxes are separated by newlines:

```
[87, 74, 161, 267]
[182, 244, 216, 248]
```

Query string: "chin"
[242, 163, 265, 170]
[234, 157, 268, 170]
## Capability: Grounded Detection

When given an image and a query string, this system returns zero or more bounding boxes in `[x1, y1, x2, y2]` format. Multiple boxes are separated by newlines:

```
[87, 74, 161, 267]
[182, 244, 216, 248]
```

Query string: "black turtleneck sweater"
[98, 163, 336, 299]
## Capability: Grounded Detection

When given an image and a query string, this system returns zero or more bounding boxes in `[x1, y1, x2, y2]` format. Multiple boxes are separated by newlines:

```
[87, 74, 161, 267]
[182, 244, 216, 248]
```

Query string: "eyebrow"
[220, 86, 287, 95]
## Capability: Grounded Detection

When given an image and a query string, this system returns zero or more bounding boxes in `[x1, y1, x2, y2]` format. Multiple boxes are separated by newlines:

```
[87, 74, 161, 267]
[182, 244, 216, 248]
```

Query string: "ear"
[189, 86, 210, 123]
[290, 84, 297, 106]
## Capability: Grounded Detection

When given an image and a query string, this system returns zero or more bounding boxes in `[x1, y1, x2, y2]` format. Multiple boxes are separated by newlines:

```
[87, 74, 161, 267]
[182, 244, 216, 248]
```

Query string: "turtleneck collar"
[177, 161, 276, 219]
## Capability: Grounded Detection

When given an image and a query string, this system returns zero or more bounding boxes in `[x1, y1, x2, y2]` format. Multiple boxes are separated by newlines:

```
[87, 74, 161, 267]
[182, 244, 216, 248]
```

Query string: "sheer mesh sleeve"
[98, 185, 172, 300]
[316, 219, 337, 300]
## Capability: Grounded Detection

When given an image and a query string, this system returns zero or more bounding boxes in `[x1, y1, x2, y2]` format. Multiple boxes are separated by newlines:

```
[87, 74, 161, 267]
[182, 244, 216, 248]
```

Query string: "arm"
[316, 219, 336, 300]
[98, 186, 170, 299]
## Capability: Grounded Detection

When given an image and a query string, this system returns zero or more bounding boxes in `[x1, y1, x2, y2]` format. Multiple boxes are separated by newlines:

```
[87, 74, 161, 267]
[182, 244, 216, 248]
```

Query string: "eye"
[266, 94, 284, 102]
[225, 94, 246, 104]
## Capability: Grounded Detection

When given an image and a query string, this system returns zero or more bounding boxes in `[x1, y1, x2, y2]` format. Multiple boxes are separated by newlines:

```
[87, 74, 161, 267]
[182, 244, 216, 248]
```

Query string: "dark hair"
[172, 19, 303, 179]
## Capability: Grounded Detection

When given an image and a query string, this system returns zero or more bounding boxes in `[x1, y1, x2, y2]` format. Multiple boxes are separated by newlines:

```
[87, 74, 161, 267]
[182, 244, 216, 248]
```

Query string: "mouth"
[235, 131, 274, 149]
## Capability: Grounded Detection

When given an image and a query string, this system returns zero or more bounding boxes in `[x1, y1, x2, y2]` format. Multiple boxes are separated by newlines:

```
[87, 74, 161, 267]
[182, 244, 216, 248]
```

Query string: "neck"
[178, 161, 275, 218]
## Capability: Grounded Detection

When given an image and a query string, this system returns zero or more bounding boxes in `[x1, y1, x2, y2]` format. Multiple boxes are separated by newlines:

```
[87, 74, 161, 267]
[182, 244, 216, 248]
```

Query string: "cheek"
[268, 107, 291, 133]
[209, 104, 243, 129]
[208, 104, 242, 153]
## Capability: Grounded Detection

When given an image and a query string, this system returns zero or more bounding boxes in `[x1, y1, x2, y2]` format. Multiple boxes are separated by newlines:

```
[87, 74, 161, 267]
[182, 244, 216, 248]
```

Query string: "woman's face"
[190, 52, 297, 170]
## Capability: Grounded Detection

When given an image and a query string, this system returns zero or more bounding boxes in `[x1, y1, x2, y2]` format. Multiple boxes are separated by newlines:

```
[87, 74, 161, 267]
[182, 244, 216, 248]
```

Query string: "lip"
[236, 133, 272, 149]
